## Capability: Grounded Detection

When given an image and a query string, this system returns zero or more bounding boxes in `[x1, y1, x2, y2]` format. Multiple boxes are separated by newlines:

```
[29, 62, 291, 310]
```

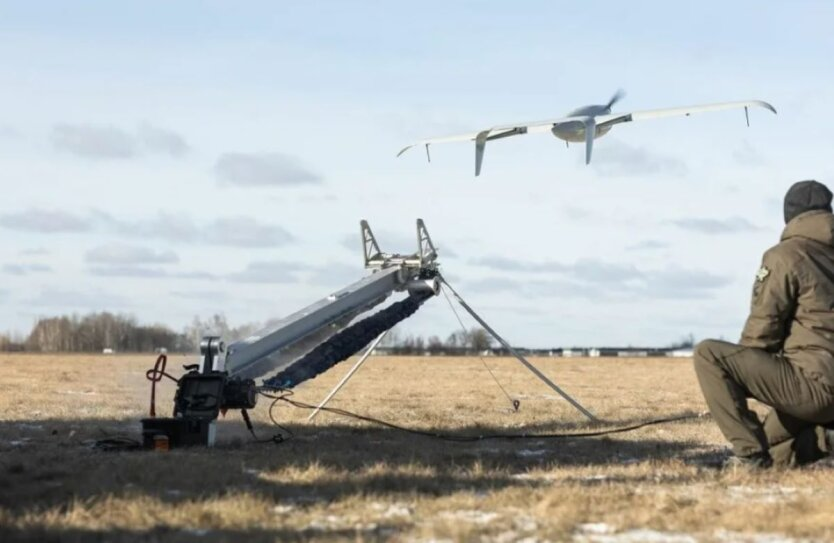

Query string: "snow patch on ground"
[725, 485, 812, 504]
[440, 509, 499, 524]
[371, 502, 413, 518]
[574, 523, 696, 543]
[713, 530, 816, 543]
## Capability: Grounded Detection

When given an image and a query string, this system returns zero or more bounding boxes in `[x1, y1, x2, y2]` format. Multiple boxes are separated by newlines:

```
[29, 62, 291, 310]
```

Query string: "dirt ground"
[1, 353, 833, 542]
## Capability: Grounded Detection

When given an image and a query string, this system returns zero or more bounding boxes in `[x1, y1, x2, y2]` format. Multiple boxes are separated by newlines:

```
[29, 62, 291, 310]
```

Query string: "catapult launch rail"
[140, 218, 595, 449]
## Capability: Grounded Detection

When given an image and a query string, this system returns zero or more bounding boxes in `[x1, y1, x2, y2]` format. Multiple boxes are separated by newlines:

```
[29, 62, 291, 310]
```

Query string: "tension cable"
[440, 285, 520, 411]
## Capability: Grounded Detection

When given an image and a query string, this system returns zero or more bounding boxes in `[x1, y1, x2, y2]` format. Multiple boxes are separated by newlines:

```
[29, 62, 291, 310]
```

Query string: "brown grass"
[1, 353, 833, 542]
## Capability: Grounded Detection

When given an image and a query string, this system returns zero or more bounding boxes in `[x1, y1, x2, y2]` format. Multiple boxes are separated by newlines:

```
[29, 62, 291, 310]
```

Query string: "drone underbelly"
[551, 123, 611, 142]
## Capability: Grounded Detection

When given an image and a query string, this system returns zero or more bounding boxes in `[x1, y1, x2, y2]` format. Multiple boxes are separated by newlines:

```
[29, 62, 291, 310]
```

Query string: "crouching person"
[694, 180, 834, 468]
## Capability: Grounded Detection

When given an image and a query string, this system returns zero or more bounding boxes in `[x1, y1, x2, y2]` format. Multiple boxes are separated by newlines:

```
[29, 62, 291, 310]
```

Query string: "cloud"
[466, 255, 731, 300]
[626, 239, 670, 251]
[465, 277, 525, 294]
[227, 261, 304, 284]
[562, 206, 592, 220]
[307, 262, 366, 287]
[51, 123, 190, 159]
[170, 290, 230, 301]
[89, 266, 169, 278]
[85, 243, 179, 265]
[19, 247, 50, 256]
[215, 152, 323, 186]
[0, 208, 91, 233]
[645, 267, 732, 299]
[27, 288, 129, 309]
[51, 123, 136, 159]
[88, 266, 216, 280]
[137, 123, 190, 157]
[591, 139, 687, 177]
[3, 263, 52, 276]
[733, 140, 767, 167]
[93, 211, 294, 248]
[670, 217, 761, 234]
[0, 125, 20, 140]
[204, 217, 295, 248]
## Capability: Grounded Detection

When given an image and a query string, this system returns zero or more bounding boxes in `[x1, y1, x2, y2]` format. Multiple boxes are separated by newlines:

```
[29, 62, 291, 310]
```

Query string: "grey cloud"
[562, 206, 592, 220]
[733, 141, 767, 167]
[307, 262, 366, 287]
[644, 267, 732, 299]
[88, 266, 217, 280]
[227, 261, 305, 284]
[670, 217, 761, 234]
[215, 152, 323, 186]
[89, 266, 169, 278]
[465, 277, 525, 294]
[470, 257, 642, 281]
[467, 255, 730, 300]
[93, 211, 293, 248]
[170, 290, 230, 301]
[469, 256, 532, 272]
[0, 125, 20, 140]
[96, 211, 200, 242]
[3, 263, 52, 275]
[19, 247, 50, 256]
[591, 139, 687, 177]
[205, 217, 295, 248]
[0, 208, 91, 233]
[28, 288, 128, 309]
[570, 259, 642, 284]
[85, 243, 179, 265]
[138, 123, 189, 157]
[52, 123, 136, 159]
[51, 123, 190, 160]
[626, 239, 670, 251]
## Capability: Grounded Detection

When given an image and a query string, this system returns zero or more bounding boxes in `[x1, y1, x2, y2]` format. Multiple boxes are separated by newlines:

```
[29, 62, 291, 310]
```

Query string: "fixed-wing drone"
[397, 91, 777, 176]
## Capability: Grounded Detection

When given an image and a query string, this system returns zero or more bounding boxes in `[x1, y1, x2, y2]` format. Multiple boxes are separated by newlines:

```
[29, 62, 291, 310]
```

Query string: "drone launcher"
[141, 219, 440, 448]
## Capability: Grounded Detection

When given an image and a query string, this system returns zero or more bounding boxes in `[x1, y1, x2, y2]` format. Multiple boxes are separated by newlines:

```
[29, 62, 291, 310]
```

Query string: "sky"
[1, 1, 833, 348]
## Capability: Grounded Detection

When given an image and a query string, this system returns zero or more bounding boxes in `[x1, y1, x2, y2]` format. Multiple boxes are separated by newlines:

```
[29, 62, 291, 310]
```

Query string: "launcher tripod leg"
[440, 280, 599, 423]
[307, 330, 388, 421]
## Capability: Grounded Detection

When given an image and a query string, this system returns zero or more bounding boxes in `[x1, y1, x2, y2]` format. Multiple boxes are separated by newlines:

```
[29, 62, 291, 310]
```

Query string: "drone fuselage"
[551, 104, 614, 143]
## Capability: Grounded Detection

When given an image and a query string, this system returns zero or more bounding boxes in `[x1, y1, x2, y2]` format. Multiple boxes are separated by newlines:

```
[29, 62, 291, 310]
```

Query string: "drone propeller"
[605, 89, 626, 111]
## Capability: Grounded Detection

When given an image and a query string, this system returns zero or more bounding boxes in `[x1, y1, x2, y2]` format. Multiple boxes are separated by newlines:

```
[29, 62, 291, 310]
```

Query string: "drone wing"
[595, 100, 777, 129]
[397, 115, 586, 176]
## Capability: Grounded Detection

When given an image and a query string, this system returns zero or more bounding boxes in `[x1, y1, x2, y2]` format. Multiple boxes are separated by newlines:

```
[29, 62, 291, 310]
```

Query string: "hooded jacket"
[740, 209, 834, 386]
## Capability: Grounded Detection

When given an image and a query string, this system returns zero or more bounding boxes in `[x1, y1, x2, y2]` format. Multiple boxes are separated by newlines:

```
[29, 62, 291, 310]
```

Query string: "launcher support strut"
[307, 330, 388, 421]
[440, 278, 599, 422]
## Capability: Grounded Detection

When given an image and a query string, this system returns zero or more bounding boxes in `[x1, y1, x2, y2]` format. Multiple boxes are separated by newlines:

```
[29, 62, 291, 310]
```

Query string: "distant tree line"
[0, 311, 696, 355]
[3, 313, 189, 353]
[0, 311, 497, 355]
[379, 327, 494, 355]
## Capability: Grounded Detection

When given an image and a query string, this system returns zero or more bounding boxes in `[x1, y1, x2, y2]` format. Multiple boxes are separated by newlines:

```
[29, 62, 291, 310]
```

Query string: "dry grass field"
[1, 353, 834, 542]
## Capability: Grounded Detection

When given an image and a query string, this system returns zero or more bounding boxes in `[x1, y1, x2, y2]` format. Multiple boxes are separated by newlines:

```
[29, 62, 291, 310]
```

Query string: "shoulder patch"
[756, 266, 770, 282]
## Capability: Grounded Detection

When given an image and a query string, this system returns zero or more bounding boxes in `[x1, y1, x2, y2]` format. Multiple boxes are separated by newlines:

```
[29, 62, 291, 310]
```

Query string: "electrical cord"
[260, 389, 708, 442]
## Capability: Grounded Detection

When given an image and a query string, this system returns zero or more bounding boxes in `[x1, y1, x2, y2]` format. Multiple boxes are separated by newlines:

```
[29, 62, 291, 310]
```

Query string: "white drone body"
[397, 91, 777, 176]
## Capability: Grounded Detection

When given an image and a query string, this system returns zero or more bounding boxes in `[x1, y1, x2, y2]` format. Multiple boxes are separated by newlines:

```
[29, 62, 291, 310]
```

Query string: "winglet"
[475, 130, 490, 176]
[583, 117, 595, 165]
[396, 144, 414, 158]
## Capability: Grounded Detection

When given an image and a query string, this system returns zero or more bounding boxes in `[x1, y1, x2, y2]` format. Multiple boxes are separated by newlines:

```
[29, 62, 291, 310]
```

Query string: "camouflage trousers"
[693, 339, 834, 467]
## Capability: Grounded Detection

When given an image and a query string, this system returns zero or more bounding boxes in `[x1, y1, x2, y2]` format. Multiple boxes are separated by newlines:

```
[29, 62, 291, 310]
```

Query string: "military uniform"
[694, 181, 834, 467]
